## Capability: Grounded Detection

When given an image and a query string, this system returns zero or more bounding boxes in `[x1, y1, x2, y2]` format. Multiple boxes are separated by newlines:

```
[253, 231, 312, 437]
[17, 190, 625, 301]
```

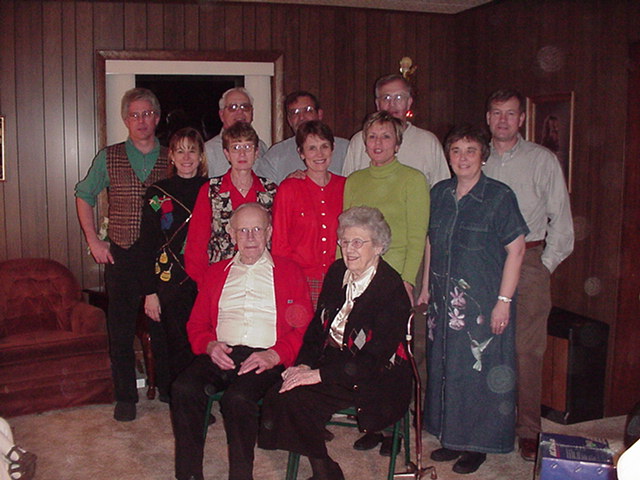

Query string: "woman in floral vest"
[185, 122, 277, 285]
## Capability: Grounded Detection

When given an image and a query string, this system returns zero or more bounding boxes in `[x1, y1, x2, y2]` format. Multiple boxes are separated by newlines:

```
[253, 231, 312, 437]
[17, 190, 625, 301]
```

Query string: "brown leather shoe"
[519, 438, 538, 462]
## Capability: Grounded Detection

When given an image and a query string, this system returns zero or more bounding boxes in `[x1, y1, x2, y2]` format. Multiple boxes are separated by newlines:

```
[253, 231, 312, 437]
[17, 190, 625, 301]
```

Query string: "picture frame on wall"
[526, 92, 575, 192]
[0, 116, 4, 181]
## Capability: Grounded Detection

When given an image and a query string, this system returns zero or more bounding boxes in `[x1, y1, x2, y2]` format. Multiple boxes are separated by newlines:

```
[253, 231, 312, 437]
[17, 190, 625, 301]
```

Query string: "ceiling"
[207, 0, 494, 14]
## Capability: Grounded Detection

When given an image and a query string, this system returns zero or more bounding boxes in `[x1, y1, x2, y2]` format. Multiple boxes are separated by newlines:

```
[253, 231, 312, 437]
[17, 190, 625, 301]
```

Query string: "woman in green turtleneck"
[343, 110, 429, 453]
[344, 110, 429, 303]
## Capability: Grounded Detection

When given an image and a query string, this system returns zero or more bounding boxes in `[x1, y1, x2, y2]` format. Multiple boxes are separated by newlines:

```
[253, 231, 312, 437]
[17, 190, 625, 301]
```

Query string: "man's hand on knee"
[207, 341, 235, 370]
[238, 349, 280, 375]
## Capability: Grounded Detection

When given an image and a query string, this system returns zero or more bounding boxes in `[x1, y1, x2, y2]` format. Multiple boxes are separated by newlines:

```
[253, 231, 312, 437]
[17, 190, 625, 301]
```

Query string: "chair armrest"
[70, 302, 107, 334]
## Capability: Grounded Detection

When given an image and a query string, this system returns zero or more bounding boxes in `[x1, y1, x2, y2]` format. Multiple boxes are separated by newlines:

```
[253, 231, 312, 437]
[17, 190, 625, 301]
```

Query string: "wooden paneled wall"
[453, 0, 640, 415]
[0, 0, 455, 289]
[2, 0, 640, 414]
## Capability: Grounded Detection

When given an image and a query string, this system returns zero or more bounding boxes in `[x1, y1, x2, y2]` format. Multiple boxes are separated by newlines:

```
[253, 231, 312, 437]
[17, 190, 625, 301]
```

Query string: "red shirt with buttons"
[271, 174, 346, 280]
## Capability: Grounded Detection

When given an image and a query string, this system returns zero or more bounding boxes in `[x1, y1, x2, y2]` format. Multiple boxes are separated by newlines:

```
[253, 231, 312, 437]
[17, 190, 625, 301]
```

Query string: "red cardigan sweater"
[187, 254, 313, 367]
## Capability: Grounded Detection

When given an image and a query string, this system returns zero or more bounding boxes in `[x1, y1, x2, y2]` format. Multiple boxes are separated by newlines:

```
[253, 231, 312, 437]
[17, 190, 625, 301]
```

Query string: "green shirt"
[343, 158, 429, 284]
[75, 138, 163, 207]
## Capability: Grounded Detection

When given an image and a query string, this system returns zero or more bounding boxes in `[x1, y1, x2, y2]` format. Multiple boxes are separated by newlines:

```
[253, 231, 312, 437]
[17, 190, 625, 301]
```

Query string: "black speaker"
[541, 307, 609, 424]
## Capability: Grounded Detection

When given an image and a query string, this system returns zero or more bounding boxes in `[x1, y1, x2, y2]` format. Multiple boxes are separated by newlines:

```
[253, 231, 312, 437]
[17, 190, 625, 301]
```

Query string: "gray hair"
[218, 87, 255, 110]
[121, 88, 161, 121]
[337, 206, 391, 254]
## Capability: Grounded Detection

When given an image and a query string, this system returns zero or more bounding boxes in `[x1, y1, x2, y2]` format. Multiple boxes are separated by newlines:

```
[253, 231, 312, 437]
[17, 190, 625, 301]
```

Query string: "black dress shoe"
[307, 456, 345, 480]
[452, 451, 486, 474]
[353, 432, 384, 450]
[113, 401, 136, 422]
[379, 436, 400, 457]
[430, 447, 462, 462]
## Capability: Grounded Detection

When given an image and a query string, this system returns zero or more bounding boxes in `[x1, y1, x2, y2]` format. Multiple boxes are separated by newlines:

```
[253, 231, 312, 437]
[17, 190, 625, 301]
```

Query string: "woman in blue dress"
[417, 124, 528, 474]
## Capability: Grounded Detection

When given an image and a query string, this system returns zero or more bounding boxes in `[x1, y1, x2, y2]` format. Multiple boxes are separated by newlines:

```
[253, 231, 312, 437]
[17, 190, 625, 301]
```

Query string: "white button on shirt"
[217, 251, 277, 348]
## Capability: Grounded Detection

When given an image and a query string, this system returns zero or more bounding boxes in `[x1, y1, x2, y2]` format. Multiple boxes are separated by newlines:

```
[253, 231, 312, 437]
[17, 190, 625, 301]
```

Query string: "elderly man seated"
[170, 202, 313, 480]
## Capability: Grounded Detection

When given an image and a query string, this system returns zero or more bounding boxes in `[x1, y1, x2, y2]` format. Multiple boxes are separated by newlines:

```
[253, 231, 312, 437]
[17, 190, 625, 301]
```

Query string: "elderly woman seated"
[259, 206, 413, 480]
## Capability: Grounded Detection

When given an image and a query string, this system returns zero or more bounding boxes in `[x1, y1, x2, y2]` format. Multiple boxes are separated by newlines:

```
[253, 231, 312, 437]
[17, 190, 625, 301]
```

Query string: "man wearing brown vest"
[75, 88, 170, 421]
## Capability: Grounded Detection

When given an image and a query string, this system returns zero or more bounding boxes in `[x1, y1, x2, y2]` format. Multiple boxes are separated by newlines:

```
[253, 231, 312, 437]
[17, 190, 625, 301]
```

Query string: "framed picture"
[526, 92, 575, 192]
[0, 116, 4, 181]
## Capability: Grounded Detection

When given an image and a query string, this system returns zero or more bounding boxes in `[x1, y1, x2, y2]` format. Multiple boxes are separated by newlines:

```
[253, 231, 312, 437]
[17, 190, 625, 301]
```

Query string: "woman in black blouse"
[139, 127, 209, 395]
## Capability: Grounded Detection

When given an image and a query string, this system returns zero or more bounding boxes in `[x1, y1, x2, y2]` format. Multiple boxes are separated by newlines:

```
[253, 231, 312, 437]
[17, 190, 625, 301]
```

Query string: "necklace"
[231, 173, 253, 194]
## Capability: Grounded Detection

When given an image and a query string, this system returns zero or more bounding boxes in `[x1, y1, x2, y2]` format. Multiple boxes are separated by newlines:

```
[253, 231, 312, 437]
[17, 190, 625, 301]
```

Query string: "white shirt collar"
[226, 249, 275, 270]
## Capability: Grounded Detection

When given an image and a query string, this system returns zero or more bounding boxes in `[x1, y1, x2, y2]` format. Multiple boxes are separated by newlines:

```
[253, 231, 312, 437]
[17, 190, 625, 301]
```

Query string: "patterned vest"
[206, 176, 277, 263]
[106, 142, 169, 248]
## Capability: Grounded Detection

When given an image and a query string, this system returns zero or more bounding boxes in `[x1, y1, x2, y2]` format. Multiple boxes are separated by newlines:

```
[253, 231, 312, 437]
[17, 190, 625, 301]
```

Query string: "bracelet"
[497, 295, 512, 303]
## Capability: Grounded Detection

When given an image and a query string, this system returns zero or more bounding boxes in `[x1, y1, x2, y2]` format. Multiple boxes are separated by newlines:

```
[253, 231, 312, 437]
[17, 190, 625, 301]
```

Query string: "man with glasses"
[205, 87, 268, 177]
[171, 202, 312, 480]
[75, 88, 170, 422]
[255, 91, 349, 184]
[342, 74, 450, 188]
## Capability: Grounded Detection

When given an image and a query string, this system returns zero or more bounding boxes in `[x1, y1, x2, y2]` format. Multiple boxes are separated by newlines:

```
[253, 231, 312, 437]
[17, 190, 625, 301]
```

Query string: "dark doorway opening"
[136, 74, 243, 146]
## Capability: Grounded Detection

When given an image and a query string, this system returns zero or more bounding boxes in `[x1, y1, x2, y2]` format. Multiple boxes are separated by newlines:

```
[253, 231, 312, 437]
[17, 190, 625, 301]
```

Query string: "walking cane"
[394, 305, 437, 479]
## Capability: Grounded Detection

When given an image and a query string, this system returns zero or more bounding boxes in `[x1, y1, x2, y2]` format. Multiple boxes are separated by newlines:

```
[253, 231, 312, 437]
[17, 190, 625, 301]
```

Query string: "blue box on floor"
[536, 433, 616, 479]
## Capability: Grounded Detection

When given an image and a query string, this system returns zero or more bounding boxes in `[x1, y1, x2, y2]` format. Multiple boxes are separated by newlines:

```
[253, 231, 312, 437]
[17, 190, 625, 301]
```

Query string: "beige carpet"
[7, 396, 626, 480]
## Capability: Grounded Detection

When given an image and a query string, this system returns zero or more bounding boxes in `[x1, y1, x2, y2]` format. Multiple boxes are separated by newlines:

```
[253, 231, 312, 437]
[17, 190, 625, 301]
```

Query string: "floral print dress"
[424, 173, 528, 454]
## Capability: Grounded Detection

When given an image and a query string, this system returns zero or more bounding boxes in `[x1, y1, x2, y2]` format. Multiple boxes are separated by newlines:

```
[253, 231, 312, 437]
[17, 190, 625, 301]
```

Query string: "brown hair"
[168, 127, 208, 177]
[295, 120, 335, 151]
[222, 122, 259, 150]
[485, 88, 526, 113]
[443, 124, 491, 162]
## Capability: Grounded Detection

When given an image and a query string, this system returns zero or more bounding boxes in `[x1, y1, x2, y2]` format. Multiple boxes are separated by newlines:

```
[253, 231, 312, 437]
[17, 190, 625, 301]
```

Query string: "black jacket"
[296, 259, 413, 433]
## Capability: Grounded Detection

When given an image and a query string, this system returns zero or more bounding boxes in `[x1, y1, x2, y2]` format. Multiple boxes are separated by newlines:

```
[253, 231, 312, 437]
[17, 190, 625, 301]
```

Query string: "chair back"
[0, 258, 82, 337]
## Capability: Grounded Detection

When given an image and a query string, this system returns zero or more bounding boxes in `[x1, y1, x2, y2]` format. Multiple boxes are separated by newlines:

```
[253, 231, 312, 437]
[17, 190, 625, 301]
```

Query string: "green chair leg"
[202, 395, 215, 440]
[202, 389, 224, 440]
[284, 409, 410, 480]
[387, 410, 411, 480]
[285, 451, 300, 480]
[403, 409, 411, 467]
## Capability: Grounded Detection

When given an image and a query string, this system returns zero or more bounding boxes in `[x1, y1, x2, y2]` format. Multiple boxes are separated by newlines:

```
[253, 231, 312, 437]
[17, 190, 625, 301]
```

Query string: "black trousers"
[105, 243, 171, 402]
[259, 377, 355, 459]
[171, 348, 284, 480]
[157, 279, 198, 384]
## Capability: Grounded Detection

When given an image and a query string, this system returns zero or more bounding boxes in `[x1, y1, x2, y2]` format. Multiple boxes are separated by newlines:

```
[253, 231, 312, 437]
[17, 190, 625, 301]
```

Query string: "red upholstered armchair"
[0, 258, 113, 417]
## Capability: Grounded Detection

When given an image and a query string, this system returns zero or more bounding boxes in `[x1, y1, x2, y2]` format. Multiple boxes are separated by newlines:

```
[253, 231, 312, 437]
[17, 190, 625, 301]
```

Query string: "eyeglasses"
[127, 110, 157, 120]
[225, 103, 253, 112]
[236, 226, 266, 237]
[377, 94, 410, 104]
[337, 238, 371, 249]
[288, 105, 316, 116]
[229, 143, 256, 153]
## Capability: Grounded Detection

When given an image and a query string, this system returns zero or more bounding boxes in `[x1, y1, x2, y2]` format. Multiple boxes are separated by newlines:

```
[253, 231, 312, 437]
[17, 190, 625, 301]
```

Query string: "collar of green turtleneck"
[368, 156, 401, 178]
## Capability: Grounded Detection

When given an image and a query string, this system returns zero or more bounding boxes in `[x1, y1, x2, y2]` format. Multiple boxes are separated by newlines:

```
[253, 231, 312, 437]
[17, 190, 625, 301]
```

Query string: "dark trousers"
[259, 380, 355, 459]
[171, 348, 284, 480]
[157, 279, 198, 384]
[105, 243, 170, 402]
